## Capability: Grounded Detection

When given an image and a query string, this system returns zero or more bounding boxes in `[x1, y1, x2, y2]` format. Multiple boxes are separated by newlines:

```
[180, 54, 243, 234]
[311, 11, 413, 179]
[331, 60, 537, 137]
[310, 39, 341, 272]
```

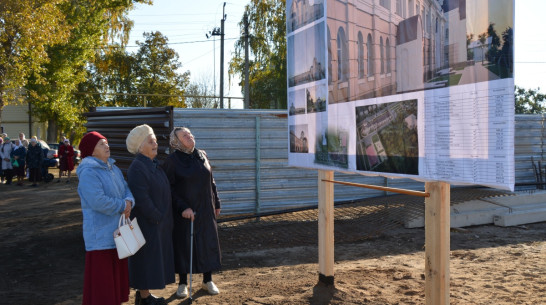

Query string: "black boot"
[139, 294, 166, 305]
[135, 290, 141, 305]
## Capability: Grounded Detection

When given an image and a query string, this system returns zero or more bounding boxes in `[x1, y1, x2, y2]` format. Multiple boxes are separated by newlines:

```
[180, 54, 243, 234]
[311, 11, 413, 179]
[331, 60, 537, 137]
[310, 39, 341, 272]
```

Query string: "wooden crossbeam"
[321, 179, 430, 197]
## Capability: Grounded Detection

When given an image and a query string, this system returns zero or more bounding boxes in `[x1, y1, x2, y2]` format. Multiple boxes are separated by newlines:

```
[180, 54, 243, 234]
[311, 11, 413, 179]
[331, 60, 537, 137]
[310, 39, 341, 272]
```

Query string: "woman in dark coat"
[162, 127, 221, 298]
[126, 124, 174, 305]
[25, 138, 43, 187]
[10, 139, 26, 186]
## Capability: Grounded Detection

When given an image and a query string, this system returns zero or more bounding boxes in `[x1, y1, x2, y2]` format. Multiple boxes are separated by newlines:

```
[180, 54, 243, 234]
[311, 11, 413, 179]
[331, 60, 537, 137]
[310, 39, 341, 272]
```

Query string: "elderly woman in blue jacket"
[76, 131, 134, 305]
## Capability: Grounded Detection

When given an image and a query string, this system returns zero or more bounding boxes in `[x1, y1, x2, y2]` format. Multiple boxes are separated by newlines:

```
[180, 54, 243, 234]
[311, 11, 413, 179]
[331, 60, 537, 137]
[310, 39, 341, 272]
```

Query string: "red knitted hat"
[80, 131, 106, 159]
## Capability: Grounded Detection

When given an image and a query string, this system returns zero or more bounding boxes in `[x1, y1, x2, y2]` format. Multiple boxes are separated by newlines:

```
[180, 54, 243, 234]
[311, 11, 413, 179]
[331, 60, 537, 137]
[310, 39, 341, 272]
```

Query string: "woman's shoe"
[202, 281, 219, 295]
[176, 284, 188, 298]
[134, 290, 140, 305]
[139, 294, 166, 305]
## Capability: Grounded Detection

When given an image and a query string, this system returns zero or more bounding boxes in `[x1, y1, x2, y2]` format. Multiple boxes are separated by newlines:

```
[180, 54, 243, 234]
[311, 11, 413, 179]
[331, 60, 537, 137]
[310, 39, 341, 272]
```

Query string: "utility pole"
[206, 27, 221, 106]
[220, 2, 226, 109]
[244, 12, 250, 109]
[28, 102, 32, 138]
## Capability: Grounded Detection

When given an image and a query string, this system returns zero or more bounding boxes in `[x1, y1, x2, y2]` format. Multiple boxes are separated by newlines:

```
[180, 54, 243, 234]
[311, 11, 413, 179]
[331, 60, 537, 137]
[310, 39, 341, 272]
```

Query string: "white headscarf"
[12, 139, 22, 150]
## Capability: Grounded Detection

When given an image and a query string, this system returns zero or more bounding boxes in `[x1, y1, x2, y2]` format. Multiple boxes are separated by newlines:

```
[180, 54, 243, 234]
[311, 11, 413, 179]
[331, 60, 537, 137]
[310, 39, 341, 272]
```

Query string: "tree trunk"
[47, 119, 57, 143]
[0, 85, 4, 127]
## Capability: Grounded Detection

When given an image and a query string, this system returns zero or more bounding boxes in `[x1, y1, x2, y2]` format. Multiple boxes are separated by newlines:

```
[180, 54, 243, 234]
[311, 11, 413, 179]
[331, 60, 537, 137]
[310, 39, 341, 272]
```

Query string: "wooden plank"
[318, 170, 334, 285]
[321, 179, 429, 197]
[425, 181, 450, 305]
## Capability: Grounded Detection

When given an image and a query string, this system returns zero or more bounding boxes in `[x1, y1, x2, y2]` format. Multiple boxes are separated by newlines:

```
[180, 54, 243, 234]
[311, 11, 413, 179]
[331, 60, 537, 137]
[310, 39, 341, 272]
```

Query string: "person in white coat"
[0, 137, 14, 185]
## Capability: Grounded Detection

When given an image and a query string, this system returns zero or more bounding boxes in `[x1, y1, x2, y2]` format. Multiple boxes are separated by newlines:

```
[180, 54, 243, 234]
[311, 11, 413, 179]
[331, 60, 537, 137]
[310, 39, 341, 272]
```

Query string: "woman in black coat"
[25, 138, 43, 186]
[126, 124, 174, 305]
[162, 127, 221, 298]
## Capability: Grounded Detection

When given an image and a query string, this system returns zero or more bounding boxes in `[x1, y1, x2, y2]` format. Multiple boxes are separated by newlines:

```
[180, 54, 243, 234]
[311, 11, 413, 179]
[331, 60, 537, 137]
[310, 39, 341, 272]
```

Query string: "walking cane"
[188, 214, 195, 304]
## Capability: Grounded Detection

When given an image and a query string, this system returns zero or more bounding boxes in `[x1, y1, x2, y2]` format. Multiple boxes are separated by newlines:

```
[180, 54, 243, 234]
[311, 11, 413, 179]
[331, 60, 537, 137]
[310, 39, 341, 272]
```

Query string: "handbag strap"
[118, 214, 127, 228]
[118, 214, 134, 229]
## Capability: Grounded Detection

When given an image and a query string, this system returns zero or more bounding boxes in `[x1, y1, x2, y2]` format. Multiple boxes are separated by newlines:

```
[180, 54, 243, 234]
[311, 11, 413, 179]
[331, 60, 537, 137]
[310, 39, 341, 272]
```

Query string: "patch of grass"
[429, 73, 462, 86]
[484, 63, 512, 79]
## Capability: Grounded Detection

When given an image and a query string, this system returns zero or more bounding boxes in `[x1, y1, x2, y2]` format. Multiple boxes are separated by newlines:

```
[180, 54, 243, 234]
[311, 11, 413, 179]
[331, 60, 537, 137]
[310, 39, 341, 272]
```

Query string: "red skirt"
[82, 249, 129, 305]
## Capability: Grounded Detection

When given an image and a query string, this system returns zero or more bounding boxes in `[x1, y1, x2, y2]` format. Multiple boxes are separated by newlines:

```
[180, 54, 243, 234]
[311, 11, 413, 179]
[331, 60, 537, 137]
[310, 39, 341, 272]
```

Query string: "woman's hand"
[182, 208, 195, 221]
[123, 200, 132, 219]
[215, 208, 221, 218]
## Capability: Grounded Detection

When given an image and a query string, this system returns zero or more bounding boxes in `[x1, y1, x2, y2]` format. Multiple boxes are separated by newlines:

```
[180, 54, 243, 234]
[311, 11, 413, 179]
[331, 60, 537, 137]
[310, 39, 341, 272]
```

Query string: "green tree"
[0, 0, 70, 125]
[501, 27, 513, 73]
[229, 0, 286, 109]
[83, 46, 139, 107]
[478, 32, 487, 64]
[466, 33, 474, 60]
[133, 31, 190, 108]
[486, 23, 501, 63]
[25, 0, 150, 142]
[515, 86, 546, 114]
[80, 31, 190, 110]
[185, 74, 219, 108]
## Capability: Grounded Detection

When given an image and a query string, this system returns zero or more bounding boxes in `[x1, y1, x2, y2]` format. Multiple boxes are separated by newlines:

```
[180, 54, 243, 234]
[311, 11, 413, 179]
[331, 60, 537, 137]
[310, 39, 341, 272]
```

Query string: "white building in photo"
[325, 0, 466, 102]
[396, 15, 425, 92]
[468, 36, 492, 62]
[443, 0, 467, 68]
[288, 0, 325, 33]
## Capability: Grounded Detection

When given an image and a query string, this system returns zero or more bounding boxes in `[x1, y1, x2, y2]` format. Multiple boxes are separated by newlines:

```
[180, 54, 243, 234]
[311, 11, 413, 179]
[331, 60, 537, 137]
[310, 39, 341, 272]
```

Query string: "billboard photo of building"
[287, 22, 326, 88]
[287, 0, 515, 190]
[356, 99, 418, 174]
[290, 124, 310, 153]
[289, 89, 307, 116]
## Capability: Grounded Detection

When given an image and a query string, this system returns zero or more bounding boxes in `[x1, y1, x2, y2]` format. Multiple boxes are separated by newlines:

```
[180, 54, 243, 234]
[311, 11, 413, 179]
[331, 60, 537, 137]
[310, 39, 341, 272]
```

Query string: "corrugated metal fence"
[514, 114, 546, 188]
[87, 108, 546, 216]
[84, 107, 173, 173]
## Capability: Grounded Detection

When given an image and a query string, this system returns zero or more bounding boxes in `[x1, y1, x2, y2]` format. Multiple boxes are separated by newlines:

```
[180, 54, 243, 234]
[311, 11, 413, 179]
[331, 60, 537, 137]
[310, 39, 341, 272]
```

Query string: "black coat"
[25, 143, 43, 169]
[162, 149, 221, 274]
[127, 154, 175, 289]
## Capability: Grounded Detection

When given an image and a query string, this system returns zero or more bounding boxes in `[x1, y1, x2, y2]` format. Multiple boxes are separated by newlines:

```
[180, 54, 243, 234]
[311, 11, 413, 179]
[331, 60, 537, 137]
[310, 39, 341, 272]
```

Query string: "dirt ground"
[1, 170, 545, 305]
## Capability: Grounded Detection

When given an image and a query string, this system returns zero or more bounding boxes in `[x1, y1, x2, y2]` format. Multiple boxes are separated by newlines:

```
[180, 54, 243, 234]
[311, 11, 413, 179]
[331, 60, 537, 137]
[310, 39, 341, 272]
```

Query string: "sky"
[127, 0, 249, 108]
[127, 0, 546, 108]
[466, 0, 513, 37]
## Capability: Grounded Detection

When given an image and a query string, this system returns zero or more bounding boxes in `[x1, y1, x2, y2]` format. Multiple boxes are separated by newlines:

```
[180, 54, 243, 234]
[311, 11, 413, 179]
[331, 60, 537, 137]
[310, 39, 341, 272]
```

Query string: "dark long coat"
[25, 143, 43, 169]
[127, 154, 175, 289]
[162, 148, 221, 275]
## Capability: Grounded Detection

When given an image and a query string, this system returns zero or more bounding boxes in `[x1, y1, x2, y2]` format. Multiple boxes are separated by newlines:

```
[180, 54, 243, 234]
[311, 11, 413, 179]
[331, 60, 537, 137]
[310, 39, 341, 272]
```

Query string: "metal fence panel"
[91, 108, 545, 215]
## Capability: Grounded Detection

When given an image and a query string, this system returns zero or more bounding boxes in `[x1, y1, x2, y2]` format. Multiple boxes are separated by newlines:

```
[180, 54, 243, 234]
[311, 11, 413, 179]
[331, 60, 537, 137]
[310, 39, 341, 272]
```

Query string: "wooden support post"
[425, 181, 450, 305]
[318, 170, 334, 285]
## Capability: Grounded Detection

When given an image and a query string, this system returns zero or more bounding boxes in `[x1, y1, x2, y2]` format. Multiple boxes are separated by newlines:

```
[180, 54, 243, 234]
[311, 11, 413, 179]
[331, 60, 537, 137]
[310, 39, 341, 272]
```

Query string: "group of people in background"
[1, 133, 40, 186]
[77, 125, 222, 305]
[0, 132, 75, 186]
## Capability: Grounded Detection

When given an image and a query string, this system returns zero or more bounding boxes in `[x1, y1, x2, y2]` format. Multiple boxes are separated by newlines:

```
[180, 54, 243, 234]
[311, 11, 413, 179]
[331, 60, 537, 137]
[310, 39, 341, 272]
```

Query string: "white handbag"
[114, 214, 146, 259]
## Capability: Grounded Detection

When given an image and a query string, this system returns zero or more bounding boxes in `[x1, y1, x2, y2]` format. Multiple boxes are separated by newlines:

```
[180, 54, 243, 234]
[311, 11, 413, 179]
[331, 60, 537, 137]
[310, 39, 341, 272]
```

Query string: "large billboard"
[287, 0, 515, 191]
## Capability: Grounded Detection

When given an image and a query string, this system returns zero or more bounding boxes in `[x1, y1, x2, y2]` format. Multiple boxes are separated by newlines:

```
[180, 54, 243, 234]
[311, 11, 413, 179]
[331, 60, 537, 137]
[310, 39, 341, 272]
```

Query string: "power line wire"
[74, 91, 243, 99]
[53, 37, 238, 51]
